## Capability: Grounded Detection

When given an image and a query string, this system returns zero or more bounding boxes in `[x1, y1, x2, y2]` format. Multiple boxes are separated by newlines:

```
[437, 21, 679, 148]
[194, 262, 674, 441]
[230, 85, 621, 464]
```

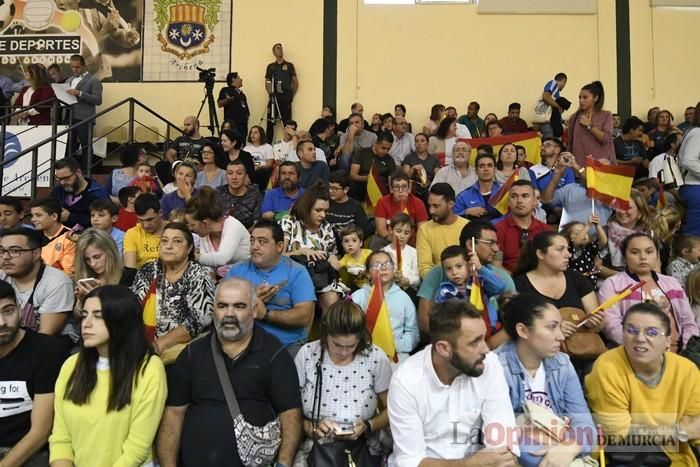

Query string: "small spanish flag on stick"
[395, 237, 402, 272]
[585, 156, 635, 209]
[366, 162, 388, 208]
[365, 272, 398, 362]
[656, 184, 667, 210]
[489, 170, 519, 215]
[266, 160, 281, 190]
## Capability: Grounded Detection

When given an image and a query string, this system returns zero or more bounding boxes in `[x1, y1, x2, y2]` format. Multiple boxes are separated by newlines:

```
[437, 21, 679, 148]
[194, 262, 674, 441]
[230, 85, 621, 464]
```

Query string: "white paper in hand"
[51, 83, 78, 105]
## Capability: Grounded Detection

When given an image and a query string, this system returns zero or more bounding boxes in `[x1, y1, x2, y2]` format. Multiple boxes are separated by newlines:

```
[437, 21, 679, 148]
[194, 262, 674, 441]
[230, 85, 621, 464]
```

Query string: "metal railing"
[1, 97, 183, 198]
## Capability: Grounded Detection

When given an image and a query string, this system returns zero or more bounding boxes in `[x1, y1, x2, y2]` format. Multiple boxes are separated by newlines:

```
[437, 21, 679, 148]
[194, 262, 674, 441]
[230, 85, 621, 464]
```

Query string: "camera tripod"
[260, 75, 283, 143]
[196, 78, 220, 138]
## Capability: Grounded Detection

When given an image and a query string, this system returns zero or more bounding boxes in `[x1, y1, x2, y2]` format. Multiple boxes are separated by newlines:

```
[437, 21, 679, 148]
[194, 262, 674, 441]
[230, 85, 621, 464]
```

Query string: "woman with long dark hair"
[49, 285, 167, 467]
[568, 81, 615, 166]
[422, 104, 445, 136]
[219, 128, 255, 183]
[428, 117, 458, 167]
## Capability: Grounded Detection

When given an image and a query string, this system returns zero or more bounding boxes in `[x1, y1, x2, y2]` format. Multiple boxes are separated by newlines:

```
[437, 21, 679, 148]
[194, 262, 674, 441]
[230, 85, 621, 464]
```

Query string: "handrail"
[1, 97, 184, 198]
[0, 97, 60, 122]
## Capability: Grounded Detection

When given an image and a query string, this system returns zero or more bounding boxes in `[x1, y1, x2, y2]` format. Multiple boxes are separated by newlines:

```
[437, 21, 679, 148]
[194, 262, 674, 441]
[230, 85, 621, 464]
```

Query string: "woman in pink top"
[568, 81, 615, 166]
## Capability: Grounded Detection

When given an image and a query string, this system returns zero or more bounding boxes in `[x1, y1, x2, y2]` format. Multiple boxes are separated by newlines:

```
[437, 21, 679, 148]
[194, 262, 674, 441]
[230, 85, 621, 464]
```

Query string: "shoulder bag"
[308, 347, 376, 467]
[533, 99, 553, 124]
[559, 307, 608, 359]
[210, 332, 282, 467]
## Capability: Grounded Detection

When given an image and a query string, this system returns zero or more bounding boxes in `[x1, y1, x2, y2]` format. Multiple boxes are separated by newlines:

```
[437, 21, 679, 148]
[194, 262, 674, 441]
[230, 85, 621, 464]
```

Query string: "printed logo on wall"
[0, 0, 143, 82]
[143, 0, 230, 81]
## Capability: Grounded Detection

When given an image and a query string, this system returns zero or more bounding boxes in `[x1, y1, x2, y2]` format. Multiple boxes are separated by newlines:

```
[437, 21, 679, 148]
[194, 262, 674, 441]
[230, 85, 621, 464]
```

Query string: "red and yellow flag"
[459, 131, 542, 167]
[141, 278, 157, 342]
[469, 271, 492, 338]
[266, 160, 281, 190]
[395, 237, 403, 272]
[656, 184, 667, 210]
[366, 272, 398, 362]
[489, 171, 519, 215]
[585, 156, 635, 209]
[366, 162, 388, 208]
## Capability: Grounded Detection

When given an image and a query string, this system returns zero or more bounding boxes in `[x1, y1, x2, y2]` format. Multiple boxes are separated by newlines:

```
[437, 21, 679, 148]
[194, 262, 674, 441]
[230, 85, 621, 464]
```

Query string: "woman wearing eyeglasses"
[585, 302, 700, 466]
[195, 142, 226, 189]
[351, 250, 419, 361]
[598, 232, 699, 352]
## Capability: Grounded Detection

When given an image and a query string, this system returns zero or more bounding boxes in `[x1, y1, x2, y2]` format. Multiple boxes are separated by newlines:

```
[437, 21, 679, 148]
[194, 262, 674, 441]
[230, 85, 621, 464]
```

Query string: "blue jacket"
[495, 341, 596, 466]
[453, 181, 503, 220]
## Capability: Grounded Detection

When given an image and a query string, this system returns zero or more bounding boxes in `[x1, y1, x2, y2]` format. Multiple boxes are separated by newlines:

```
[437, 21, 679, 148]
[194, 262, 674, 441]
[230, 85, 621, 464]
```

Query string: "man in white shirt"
[388, 300, 518, 467]
[389, 116, 415, 165]
[272, 120, 298, 161]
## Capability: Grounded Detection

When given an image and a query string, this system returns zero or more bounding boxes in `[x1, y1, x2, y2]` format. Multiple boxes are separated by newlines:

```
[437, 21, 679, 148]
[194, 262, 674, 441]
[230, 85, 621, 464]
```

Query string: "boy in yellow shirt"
[30, 197, 76, 276]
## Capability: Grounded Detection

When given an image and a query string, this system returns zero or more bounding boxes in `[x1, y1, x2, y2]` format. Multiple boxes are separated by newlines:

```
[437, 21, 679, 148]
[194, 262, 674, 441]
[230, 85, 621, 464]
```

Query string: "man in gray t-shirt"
[0, 228, 75, 341]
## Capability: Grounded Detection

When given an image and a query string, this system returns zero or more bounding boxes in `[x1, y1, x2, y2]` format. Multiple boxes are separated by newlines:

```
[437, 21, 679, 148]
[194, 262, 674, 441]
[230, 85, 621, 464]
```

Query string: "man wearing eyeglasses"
[49, 157, 109, 229]
[0, 228, 75, 340]
[374, 171, 428, 246]
[0, 280, 69, 467]
[417, 221, 514, 347]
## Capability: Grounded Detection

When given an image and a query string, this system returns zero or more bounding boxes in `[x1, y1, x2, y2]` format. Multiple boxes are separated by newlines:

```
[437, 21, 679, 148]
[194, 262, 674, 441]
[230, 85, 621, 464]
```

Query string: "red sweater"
[15, 85, 55, 125]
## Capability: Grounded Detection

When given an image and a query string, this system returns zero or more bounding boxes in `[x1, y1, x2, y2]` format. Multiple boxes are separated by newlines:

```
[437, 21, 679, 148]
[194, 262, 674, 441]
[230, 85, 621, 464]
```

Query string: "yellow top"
[416, 217, 469, 277]
[50, 354, 167, 467]
[339, 248, 373, 289]
[123, 224, 161, 268]
[585, 346, 700, 466]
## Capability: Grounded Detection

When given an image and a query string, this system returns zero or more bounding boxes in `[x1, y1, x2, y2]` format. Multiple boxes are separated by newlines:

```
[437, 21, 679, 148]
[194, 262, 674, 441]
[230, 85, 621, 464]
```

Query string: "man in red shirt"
[495, 180, 551, 272]
[374, 171, 428, 245]
[498, 103, 529, 135]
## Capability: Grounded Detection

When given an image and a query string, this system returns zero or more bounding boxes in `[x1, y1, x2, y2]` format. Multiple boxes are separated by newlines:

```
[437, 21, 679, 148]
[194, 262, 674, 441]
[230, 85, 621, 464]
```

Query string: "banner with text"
[2, 125, 67, 197]
[0, 0, 143, 82]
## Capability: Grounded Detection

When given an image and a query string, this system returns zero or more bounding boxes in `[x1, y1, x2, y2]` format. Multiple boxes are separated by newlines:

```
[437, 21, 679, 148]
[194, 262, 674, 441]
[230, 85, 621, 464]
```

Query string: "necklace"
[634, 355, 665, 387]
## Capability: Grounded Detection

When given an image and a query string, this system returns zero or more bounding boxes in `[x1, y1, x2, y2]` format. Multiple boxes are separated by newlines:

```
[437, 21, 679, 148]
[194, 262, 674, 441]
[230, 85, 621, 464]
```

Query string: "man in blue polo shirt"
[227, 219, 315, 357]
[452, 153, 502, 222]
[261, 161, 304, 222]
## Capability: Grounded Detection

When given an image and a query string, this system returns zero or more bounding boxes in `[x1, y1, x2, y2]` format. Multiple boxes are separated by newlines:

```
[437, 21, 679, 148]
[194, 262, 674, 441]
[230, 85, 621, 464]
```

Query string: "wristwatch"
[262, 309, 271, 321]
[676, 423, 689, 443]
[586, 123, 593, 131]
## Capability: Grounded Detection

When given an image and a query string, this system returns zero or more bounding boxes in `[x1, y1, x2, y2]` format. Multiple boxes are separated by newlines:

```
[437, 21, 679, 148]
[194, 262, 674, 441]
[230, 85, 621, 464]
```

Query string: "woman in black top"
[218, 128, 255, 185]
[512, 232, 603, 336]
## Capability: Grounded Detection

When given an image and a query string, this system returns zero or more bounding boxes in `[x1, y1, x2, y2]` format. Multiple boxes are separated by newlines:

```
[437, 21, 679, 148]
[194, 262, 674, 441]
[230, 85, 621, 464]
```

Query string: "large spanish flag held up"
[366, 272, 398, 363]
[366, 162, 388, 209]
[489, 171, 519, 215]
[585, 156, 635, 209]
[459, 131, 542, 167]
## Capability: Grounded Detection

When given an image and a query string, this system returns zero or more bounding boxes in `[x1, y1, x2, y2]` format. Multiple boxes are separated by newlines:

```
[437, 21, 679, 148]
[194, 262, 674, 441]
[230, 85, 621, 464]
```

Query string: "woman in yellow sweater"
[585, 302, 700, 466]
[49, 285, 167, 467]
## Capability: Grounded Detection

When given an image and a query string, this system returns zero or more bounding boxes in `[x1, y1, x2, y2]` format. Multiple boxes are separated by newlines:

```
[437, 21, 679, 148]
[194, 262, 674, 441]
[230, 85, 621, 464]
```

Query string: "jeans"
[680, 184, 700, 235]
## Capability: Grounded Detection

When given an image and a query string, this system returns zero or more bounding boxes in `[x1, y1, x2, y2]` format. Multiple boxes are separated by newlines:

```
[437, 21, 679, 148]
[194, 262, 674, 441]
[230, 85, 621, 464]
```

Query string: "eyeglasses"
[475, 239, 498, 248]
[624, 325, 666, 338]
[55, 172, 75, 182]
[201, 149, 214, 154]
[392, 184, 410, 192]
[369, 261, 393, 270]
[0, 247, 35, 258]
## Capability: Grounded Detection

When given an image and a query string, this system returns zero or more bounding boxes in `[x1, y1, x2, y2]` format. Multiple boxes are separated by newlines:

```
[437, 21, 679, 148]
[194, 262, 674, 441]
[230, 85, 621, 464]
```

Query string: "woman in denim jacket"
[496, 293, 597, 467]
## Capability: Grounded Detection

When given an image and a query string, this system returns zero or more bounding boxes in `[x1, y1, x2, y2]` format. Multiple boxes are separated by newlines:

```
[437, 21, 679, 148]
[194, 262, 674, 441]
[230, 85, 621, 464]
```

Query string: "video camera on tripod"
[196, 66, 216, 90]
[195, 66, 219, 137]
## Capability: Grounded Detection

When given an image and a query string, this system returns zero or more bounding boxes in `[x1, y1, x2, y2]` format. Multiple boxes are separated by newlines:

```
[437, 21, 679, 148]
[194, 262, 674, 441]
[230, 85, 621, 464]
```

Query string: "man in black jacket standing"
[217, 72, 250, 139]
[265, 43, 298, 142]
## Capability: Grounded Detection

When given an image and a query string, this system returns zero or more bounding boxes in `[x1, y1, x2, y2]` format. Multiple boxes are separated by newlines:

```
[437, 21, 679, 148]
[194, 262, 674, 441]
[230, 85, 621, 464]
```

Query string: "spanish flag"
[489, 171, 519, 214]
[365, 272, 398, 362]
[141, 277, 157, 342]
[366, 162, 388, 208]
[585, 156, 635, 209]
[469, 271, 492, 338]
[266, 160, 281, 190]
[656, 184, 667, 210]
[460, 131, 542, 167]
[395, 237, 403, 272]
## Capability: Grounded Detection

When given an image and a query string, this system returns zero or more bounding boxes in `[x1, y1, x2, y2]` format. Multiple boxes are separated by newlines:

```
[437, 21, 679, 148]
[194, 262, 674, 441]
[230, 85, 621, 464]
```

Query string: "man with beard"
[0, 228, 74, 339]
[431, 141, 477, 196]
[158, 277, 302, 467]
[0, 281, 69, 467]
[416, 183, 469, 278]
[49, 157, 109, 229]
[226, 220, 315, 358]
[453, 153, 503, 222]
[261, 162, 304, 221]
[388, 299, 518, 466]
[417, 222, 514, 347]
[165, 116, 208, 164]
[494, 180, 552, 272]
[458, 101, 486, 138]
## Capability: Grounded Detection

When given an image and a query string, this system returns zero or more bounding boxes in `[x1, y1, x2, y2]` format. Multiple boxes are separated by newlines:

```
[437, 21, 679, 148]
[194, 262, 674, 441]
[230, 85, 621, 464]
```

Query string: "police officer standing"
[265, 43, 298, 142]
